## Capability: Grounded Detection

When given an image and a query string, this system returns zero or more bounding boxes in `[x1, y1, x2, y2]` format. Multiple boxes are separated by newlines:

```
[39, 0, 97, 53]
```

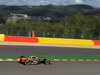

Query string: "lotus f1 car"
[20, 56, 53, 65]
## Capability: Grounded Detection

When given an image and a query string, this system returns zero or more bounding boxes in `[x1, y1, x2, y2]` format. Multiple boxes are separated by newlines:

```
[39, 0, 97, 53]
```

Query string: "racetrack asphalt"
[0, 45, 100, 75]
[0, 45, 100, 55]
[0, 61, 100, 75]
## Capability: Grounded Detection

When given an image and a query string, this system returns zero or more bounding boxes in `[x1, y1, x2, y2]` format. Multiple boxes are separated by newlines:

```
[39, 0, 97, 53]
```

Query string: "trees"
[15, 19, 32, 31]
[0, 13, 100, 39]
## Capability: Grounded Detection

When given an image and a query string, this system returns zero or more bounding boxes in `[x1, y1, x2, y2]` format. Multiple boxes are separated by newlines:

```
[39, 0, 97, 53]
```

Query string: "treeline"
[0, 4, 94, 18]
[0, 14, 100, 36]
[0, 4, 100, 39]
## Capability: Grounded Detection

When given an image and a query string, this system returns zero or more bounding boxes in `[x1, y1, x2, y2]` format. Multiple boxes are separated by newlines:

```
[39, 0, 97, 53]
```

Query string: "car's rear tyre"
[24, 60, 30, 65]
[44, 59, 50, 65]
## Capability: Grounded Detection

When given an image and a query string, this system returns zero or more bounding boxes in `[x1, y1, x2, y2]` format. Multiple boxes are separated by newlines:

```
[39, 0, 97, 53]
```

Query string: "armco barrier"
[38, 37, 94, 45]
[5, 36, 39, 43]
[93, 40, 100, 45]
[0, 34, 5, 41]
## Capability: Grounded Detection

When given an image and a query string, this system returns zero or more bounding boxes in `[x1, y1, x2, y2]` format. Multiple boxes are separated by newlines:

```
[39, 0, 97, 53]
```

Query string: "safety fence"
[35, 32, 100, 40]
[0, 30, 100, 40]
[0, 30, 32, 37]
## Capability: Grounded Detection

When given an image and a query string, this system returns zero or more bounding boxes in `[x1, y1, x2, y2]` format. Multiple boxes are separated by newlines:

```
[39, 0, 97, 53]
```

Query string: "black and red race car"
[20, 56, 54, 65]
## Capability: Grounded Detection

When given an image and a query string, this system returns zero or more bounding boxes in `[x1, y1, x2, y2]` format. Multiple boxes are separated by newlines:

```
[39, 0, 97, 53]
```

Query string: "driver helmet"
[30, 56, 36, 59]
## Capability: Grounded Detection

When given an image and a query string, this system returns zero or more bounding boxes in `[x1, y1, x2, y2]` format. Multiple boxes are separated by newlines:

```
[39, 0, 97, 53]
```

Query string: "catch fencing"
[0, 30, 100, 40]
[35, 32, 100, 40]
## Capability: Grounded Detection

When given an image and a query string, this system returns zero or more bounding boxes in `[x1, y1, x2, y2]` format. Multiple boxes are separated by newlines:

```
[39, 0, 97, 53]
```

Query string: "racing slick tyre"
[44, 59, 50, 65]
[24, 60, 30, 65]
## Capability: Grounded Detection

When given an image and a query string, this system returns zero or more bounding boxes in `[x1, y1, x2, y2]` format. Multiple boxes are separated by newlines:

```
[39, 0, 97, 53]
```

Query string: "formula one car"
[20, 56, 53, 65]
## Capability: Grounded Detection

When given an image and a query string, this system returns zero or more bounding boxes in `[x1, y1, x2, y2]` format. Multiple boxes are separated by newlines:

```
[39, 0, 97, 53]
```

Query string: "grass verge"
[0, 54, 100, 59]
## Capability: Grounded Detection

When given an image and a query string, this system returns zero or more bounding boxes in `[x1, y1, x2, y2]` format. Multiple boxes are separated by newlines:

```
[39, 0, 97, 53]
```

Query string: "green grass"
[0, 54, 100, 59]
